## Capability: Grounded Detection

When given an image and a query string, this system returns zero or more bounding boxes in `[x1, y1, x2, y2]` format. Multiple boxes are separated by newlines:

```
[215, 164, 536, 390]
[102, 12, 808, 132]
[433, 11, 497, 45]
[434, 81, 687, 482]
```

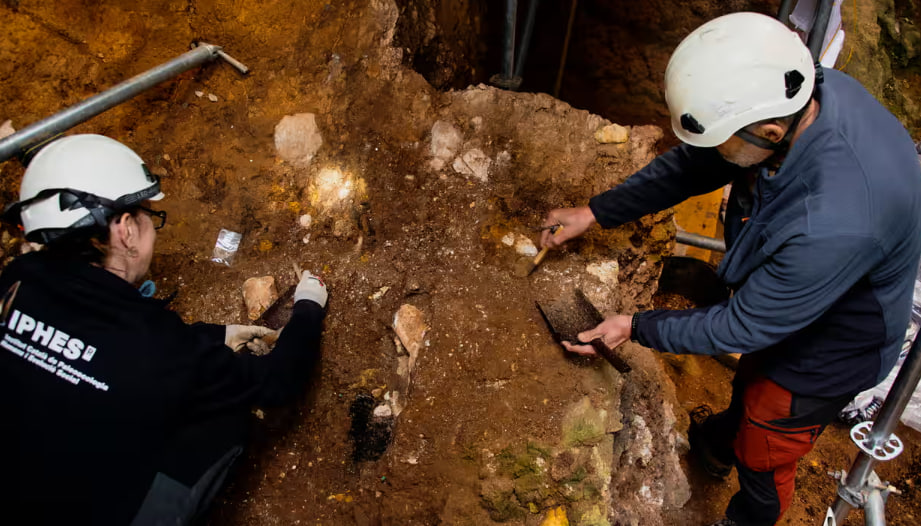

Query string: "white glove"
[294, 270, 328, 308]
[225, 324, 275, 352]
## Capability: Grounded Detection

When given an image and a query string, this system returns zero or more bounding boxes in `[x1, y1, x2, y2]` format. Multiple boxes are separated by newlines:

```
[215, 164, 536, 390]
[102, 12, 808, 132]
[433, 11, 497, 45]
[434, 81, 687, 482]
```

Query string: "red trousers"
[704, 358, 855, 525]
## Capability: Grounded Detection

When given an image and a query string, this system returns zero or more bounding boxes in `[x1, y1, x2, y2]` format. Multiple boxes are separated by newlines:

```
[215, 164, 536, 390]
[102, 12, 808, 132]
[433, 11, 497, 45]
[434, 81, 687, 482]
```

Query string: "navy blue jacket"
[589, 69, 921, 397]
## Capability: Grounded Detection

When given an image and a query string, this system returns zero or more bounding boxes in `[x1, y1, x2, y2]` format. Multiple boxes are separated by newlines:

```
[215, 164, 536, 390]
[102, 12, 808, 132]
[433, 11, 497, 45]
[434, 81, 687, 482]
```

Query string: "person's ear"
[108, 212, 136, 249]
[757, 122, 786, 144]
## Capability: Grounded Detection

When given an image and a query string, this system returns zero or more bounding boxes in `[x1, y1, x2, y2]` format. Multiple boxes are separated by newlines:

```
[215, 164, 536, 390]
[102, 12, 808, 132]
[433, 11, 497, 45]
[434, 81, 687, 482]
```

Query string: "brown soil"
[1, 1, 920, 526]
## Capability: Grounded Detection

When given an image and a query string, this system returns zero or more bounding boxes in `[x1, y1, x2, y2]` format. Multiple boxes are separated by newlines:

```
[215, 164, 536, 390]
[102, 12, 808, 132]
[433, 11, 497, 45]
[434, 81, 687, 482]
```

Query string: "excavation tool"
[515, 225, 563, 277]
[253, 263, 303, 346]
[0, 42, 250, 163]
[536, 289, 631, 374]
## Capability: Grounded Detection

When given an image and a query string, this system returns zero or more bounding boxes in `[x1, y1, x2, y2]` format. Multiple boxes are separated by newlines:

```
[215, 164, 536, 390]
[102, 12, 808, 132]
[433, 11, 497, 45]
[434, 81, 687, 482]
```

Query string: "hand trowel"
[536, 289, 632, 374]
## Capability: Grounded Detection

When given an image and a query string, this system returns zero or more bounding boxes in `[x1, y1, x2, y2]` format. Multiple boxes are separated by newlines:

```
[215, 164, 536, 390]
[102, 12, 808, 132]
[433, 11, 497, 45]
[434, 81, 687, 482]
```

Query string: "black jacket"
[0, 251, 325, 524]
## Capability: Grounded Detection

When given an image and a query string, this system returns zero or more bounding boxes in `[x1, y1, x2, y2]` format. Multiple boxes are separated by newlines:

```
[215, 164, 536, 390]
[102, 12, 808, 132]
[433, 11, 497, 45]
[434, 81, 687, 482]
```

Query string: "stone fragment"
[429, 120, 463, 171]
[514, 235, 538, 257]
[586, 260, 620, 287]
[594, 123, 629, 144]
[299, 213, 313, 229]
[0, 120, 15, 140]
[452, 148, 491, 182]
[369, 286, 390, 300]
[243, 276, 278, 321]
[207, 93, 219, 102]
[194, 90, 204, 98]
[274, 113, 323, 167]
[501, 233, 515, 246]
[393, 304, 427, 381]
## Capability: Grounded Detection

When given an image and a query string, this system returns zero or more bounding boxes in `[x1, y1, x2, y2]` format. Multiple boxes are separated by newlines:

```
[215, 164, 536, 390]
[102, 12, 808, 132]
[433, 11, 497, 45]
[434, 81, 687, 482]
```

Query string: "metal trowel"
[536, 289, 632, 374]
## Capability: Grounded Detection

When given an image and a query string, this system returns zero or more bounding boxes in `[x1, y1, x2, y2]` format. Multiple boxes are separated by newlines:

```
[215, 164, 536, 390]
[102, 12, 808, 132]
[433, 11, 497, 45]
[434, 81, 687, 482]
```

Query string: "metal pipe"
[514, 0, 541, 80]
[676, 231, 727, 253]
[865, 488, 887, 526]
[502, 0, 518, 81]
[831, 331, 921, 522]
[807, 0, 835, 61]
[0, 43, 226, 163]
[554, 0, 578, 98]
[777, 0, 796, 24]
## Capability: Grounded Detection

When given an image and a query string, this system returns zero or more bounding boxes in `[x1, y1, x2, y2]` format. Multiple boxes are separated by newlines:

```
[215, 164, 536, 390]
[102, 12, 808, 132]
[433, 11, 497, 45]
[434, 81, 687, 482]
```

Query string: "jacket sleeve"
[185, 300, 326, 411]
[588, 143, 743, 228]
[632, 234, 882, 355]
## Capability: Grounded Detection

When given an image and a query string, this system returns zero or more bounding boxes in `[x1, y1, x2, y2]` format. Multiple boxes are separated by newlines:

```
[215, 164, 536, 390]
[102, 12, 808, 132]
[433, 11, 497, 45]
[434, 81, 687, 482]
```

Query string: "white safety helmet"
[665, 12, 815, 148]
[6, 134, 163, 243]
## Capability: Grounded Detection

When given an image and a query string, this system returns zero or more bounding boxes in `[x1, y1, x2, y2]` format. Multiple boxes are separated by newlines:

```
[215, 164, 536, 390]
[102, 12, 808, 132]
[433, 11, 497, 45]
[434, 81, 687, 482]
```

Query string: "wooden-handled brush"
[514, 225, 564, 277]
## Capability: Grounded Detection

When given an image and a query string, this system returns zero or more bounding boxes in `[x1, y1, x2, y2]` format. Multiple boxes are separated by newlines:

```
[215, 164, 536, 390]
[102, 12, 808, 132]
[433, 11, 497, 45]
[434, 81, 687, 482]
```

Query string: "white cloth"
[789, 0, 846, 67]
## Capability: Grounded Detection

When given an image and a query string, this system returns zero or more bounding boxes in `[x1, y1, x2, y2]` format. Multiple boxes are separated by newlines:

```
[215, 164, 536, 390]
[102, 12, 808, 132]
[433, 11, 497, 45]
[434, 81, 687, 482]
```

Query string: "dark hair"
[42, 208, 141, 265]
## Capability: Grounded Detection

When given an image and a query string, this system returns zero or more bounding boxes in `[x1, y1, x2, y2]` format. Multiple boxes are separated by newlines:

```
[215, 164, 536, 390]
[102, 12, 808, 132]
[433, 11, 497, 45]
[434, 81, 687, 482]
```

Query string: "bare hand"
[540, 206, 597, 248]
[562, 315, 632, 356]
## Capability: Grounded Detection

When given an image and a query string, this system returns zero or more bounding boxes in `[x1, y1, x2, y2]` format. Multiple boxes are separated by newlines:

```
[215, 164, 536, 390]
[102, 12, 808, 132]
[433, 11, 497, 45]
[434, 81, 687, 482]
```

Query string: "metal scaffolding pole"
[0, 43, 248, 164]
[830, 330, 921, 522]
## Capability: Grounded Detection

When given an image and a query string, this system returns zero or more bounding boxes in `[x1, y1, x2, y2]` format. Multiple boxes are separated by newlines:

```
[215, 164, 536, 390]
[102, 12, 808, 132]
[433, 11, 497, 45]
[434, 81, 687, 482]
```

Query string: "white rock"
[0, 120, 15, 140]
[373, 404, 393, 418]
[587, 260, 620, 286]
[207, 93, 219, 102]
[194, 90, 204, 98]
[594, 123, 629, 144]
[369, 286, 390, 301]
[298, 214, 313, 229]
[429, 120, 463, 171]
[242, 276, 278, 321]
[274, 113, 324, 167]
[501, 233, 515, 246]
[452, 148, 491, 182]
[514, 235, 538, 257]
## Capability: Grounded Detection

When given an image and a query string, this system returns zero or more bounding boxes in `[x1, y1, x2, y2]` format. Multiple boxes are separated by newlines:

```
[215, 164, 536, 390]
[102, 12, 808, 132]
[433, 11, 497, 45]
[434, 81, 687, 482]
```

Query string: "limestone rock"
[586, 260, 620, 287]
[429, 120, 462, 171]
[0, 120, 14, 140]
[594, 123, 629, 144]
[514, 236, 537, 257]
[274, 113, 323, 167]
[452, 148, 491, 182]
[243, 276, 278, 321]
[393, 304, 427, 382]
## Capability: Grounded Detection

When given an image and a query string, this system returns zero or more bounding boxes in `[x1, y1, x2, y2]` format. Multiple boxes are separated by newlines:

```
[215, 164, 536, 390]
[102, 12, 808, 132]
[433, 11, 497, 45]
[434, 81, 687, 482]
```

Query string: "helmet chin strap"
[733, 105, 808, 154]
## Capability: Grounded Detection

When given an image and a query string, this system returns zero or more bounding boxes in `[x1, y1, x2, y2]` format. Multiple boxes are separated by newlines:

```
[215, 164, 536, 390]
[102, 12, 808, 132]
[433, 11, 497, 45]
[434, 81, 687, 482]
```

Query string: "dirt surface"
[1, 1, 920, 525]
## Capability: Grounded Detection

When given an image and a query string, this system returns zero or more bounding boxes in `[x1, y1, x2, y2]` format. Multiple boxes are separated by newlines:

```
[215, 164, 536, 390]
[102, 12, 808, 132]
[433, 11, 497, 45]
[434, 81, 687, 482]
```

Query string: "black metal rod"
[807, 0, 835, 61]
[554, 0, 578, 98]
[777, 0, 796, 24]
[831, 329, 921, 522]
[514, 0, 541, 80]
[0, 44, 225, 164]
[502, 0, 518, 81]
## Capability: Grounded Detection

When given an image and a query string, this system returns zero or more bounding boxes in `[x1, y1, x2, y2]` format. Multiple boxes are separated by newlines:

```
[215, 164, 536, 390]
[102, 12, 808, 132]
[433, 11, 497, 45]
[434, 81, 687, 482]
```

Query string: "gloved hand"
[225, 324, 275, 352]
[294, 269, 328, 308]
